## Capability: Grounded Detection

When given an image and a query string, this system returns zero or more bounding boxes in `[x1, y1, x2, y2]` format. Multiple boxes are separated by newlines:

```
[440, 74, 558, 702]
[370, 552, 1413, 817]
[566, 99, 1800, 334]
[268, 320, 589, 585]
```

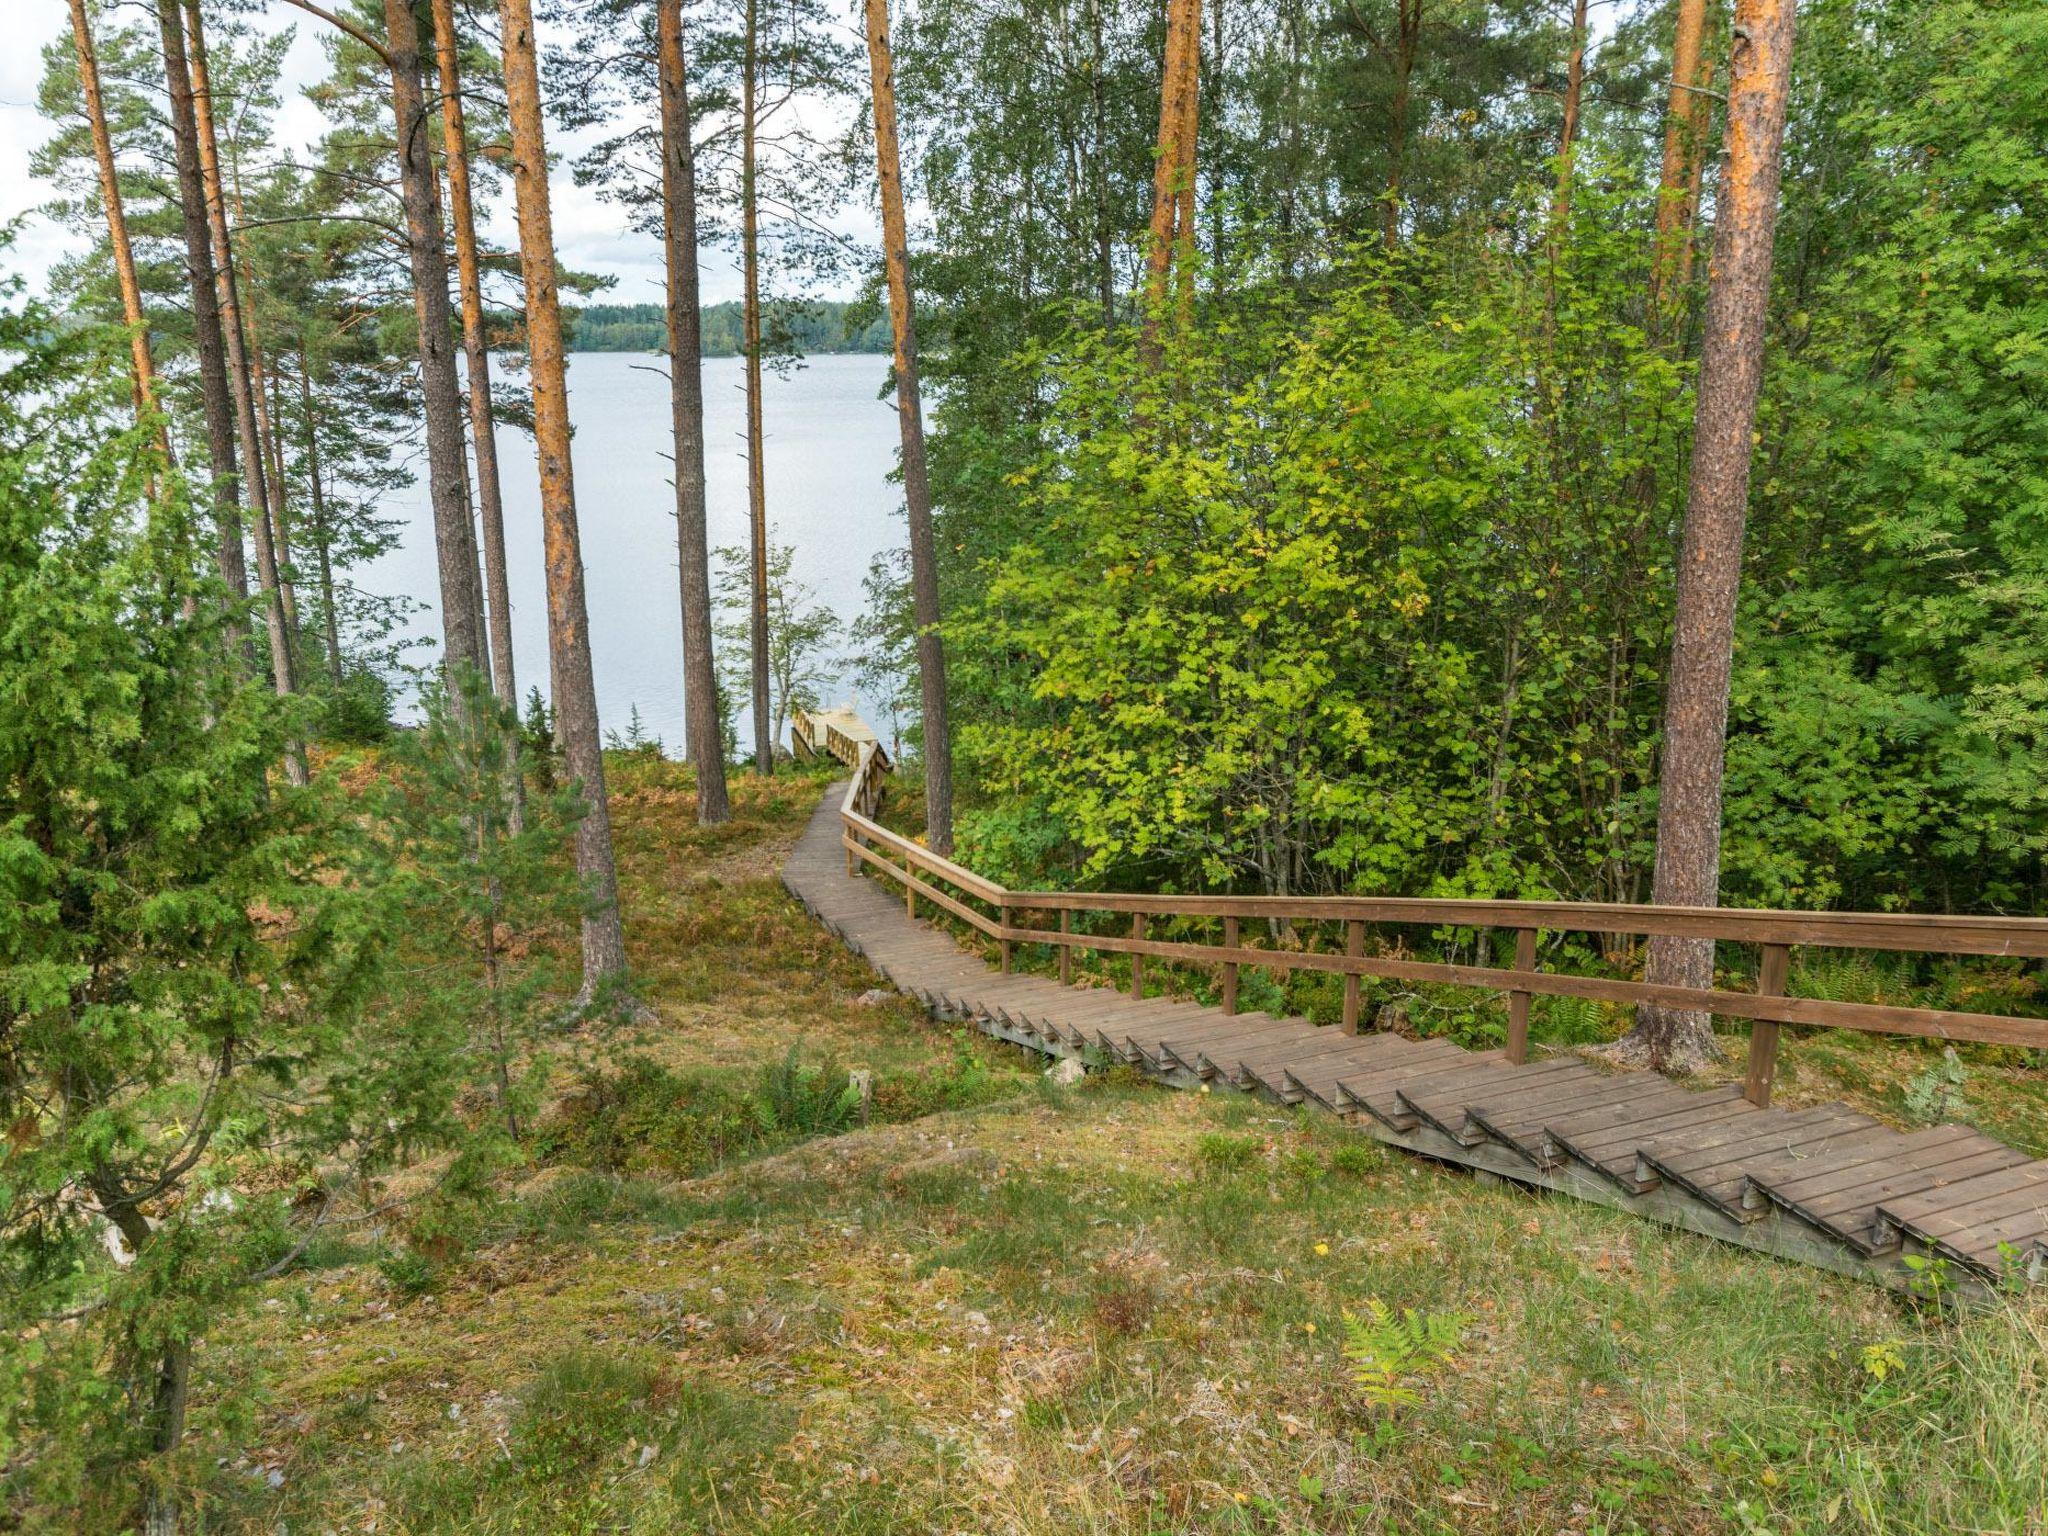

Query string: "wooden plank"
[999, 887, 2048, 960]
[1639, 1109, 1877, 1206]
[1758, 1127, 2008, 1206]
[1400, 1061, 1591, 1146]
[1543, 1085, 1751, 1153]
[1350, 1053, 1512, 1129]
[1796, 1146, 2036, 1252]
[999, 926, 2048, 1050]
[1878, 1161, 2048, 1234]
[1468, 1071, 1679, 1140]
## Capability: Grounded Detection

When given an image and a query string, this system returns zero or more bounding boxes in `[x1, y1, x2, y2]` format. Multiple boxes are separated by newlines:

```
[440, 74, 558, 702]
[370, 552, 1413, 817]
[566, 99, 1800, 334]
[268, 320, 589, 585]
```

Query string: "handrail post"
[1506, 927, 1537, 1064]
[999, 903, 1013, 974]
[905, 853, 916, 919]
[1745, 943, 1791, 1107]
[1130, 913, 1146, 999]
[1058, 909, 1071, 985]
[1341, 918, 1366, 1034]
[1221, 915, 1239, 1016]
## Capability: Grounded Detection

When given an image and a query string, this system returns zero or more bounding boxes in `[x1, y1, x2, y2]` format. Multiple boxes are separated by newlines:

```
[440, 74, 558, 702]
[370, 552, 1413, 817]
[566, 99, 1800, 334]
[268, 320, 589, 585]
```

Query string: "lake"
[362, 351, 905, 754]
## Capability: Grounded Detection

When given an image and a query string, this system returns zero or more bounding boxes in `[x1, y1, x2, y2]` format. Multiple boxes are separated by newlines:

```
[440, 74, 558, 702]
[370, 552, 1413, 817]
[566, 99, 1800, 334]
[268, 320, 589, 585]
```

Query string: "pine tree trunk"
[429, 0, 518, 716]
[70, 0, 169, 467]
[863, 0, 954, 854]
[185, 1, 304, 767]
[496, 0, 632, 1000]
[1550, 0, 1588, 235]
[384, 0, 490, 687]
[1650, 0, 1712, 319]
[741, 0, 773, 775]
[655, 0, 731, 824]
[1381, 0, 1422, 254]
[260, 357, 299, 626]
[1140, 0, 1200, 367]
[1621, 0, 1796, 1072]
[154, 0, 250, 627]
[298, 358, 346, 687]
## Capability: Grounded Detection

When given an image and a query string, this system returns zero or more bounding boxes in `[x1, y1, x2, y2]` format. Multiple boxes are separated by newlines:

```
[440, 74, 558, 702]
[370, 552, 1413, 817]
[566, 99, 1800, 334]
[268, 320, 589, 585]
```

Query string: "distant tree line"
[556, 299, 893, 355]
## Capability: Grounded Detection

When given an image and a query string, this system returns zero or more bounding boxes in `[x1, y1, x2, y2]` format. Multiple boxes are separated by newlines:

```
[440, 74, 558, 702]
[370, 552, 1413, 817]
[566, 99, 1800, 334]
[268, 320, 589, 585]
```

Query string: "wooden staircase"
[783, 779, 2048, 1292]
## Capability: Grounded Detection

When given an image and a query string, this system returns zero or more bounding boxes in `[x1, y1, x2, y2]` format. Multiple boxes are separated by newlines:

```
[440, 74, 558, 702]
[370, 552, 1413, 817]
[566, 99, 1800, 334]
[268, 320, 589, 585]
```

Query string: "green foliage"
[712, 539, 842, 763]
[752, 1046, 863, 1138]
[1340, 1298, 1471, 1411]
[961, 218, 1682, 904]
[563, 299, 891, 356]
[1903, 1047, 1970, 1126]
[0, 295, 388, 1515]
[1196, 1132, 1264, 1171]
[376, 671, 586, 1147]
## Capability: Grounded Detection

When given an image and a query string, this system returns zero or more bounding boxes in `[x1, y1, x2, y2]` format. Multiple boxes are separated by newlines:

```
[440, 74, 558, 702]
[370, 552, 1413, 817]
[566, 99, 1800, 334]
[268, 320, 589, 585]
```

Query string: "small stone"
[857, 988, 893, 1007]
[1045, 1058, 1086, 1086]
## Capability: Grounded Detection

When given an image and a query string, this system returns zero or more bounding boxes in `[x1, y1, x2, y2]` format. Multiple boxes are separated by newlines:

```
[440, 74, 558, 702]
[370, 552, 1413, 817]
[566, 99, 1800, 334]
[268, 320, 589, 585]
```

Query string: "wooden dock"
[784, 780, 2048, 1293]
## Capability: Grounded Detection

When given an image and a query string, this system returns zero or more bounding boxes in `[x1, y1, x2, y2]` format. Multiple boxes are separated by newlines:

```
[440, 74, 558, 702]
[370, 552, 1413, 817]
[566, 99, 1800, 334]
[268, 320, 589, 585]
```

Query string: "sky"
[0, 0, 876, 307]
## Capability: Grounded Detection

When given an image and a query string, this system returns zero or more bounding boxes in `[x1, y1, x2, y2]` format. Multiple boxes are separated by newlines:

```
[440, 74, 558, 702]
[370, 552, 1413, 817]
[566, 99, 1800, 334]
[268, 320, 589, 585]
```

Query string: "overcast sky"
[0, 0, 876, 308]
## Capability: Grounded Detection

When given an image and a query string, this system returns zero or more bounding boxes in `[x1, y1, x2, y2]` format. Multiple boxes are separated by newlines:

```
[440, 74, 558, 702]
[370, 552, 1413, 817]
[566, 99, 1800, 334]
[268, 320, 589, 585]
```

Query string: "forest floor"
[179, 759, 2046, 1535]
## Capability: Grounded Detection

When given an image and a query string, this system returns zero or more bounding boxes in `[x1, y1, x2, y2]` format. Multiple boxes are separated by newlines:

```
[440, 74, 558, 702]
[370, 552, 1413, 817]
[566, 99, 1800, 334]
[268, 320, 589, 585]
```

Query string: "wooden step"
[1464, 1071, 1682, 1161]
[1877, 1161, 2048, 1274]
[1545, 1089, 1756, 1189]
[1399, 1060, 1591, 1146]
[1347, 1052, 1510, 1131]
[1637, 1107, 1876, 1213]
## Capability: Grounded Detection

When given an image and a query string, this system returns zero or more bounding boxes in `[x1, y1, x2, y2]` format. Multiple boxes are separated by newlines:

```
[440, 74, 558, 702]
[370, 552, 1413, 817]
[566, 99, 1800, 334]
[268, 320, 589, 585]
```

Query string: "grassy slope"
[182, 761, 2045, 1535]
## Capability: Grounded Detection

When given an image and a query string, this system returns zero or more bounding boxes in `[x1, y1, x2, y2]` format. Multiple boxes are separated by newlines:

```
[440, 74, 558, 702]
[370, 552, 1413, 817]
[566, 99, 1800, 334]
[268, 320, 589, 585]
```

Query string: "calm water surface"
[364, 351, 903, 753]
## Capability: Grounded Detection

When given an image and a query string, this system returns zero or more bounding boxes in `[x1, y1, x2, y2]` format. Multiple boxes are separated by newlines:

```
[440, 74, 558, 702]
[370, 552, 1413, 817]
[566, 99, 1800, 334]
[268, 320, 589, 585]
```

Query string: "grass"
[144, 758, 2048, 1534]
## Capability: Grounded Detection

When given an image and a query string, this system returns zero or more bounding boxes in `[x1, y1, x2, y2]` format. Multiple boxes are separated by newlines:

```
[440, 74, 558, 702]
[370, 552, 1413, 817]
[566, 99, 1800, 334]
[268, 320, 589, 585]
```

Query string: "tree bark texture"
[69, 0, 168, 465]
[862, 0, 955, 854]
[429, 0, 519, 715]
[497, 0, 631, 994]
[655, 0, 731, 823]
[1650, 0, 1713, 318]
[384, 0, 490, 685]
[741, 0, 773, 775]
[153, 0, 250, 622]
[1140, 0, 1200, 365]
[1626, 0, 1796, 1072]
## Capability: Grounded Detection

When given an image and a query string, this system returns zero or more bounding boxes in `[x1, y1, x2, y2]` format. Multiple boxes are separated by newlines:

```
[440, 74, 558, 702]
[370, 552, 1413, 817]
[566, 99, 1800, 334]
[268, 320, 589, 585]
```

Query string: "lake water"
[363, 351, 904, 753]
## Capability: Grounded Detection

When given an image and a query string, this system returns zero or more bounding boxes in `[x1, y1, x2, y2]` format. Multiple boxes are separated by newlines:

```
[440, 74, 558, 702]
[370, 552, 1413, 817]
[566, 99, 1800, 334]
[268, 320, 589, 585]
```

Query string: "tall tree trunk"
[497, 0, 632, 1000]
[229, 158, 300, 630]
[741, 0, 773, 775]
[69, 0, 169, 468]
[1674, 56, 1716, 295]
[1381, 0, 1423, 254]
[863, 0, 954, 854]
[298, 357, 346, 687]
[153, 0, 250, 629]
[1649, 0, 1712, 319]
[1549, 0, 1588, 235]
[429, 0, 518, 717]
[383, 0, 490, 686]
[1140, 0, 1200, 367]
[185, 0, 304, 772]
[1621, 0, 1796, 1072]
[259, 353, 298, 625]
[655, 0, 731, 824]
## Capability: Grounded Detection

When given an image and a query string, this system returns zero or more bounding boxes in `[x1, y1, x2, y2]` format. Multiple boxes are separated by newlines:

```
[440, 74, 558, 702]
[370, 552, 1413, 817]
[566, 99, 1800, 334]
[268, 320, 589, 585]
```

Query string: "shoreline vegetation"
[554, 300, 891, 356]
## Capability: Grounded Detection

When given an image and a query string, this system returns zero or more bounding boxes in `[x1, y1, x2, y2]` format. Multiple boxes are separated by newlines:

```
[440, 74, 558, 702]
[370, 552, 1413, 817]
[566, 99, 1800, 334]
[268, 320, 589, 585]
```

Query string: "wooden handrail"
[832, 741, 2048, 1103]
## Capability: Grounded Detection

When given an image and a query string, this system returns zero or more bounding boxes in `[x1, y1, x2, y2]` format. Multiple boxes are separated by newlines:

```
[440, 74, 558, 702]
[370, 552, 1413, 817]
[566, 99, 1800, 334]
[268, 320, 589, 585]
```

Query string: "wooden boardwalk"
[784, 782, 2048, 1292]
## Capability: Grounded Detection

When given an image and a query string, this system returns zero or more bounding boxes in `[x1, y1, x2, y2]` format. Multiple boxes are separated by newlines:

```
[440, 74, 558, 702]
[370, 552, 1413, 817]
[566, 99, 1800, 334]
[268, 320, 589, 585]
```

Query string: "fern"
[1340, 1298, 1470, 1410]
[753, 1047, 863, 1137]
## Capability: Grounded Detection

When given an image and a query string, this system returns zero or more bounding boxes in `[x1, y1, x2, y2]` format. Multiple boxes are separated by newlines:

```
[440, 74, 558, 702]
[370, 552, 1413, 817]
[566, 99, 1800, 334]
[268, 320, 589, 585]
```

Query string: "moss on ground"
[171, 760, 2047, 1535]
